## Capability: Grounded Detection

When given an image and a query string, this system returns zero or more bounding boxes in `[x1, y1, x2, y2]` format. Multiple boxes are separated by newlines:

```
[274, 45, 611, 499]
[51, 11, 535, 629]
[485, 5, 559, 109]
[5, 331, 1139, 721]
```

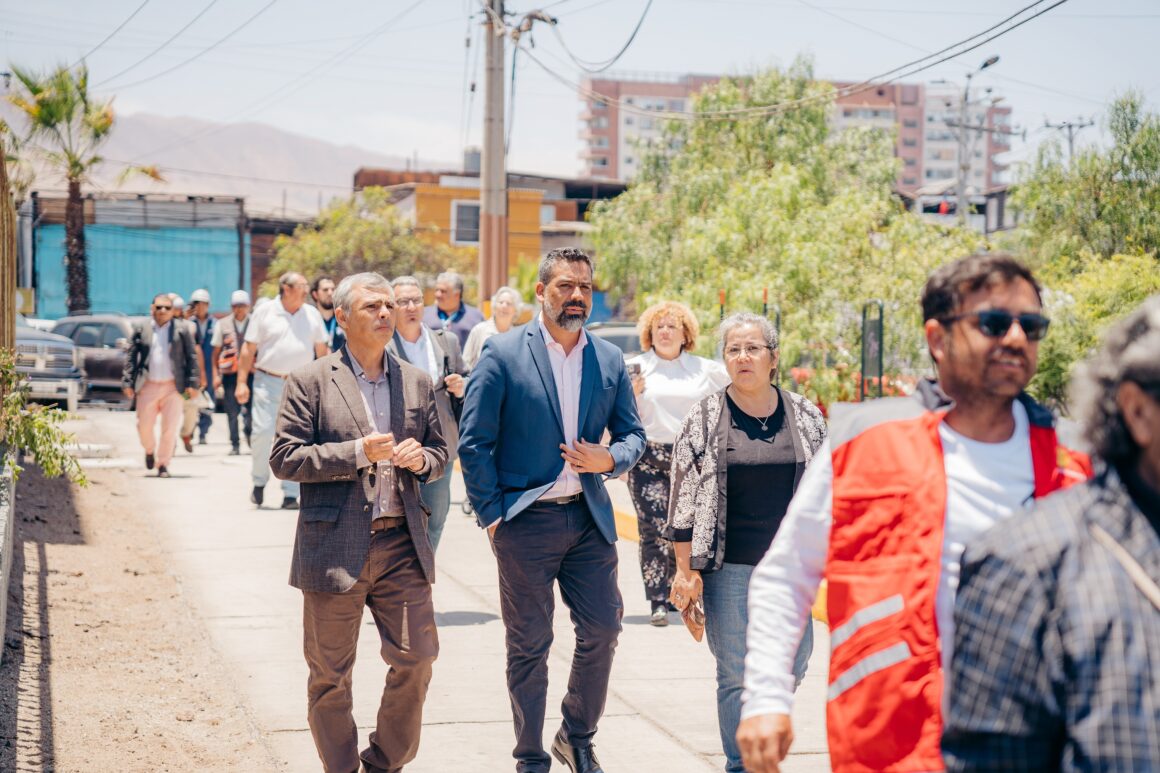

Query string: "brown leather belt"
[255, 366, 287, 379]
[538, 492, 583, 506]
[371, 515, 407, 532]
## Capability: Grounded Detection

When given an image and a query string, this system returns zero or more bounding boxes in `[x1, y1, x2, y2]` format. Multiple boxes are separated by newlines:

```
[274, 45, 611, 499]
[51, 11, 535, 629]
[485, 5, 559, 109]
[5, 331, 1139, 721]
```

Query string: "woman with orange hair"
[626, 301, 729, 626]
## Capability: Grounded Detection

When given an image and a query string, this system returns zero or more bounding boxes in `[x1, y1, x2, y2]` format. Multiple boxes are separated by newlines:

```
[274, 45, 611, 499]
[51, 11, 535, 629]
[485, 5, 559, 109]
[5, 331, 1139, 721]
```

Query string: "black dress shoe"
[157, 466, 170, 478]
[251, 486, 264, 506]
[551, 731, 604, 773]
[281, 497, 299, 510]
[228, 445, 240, 456]
[145, 452, 155, 470]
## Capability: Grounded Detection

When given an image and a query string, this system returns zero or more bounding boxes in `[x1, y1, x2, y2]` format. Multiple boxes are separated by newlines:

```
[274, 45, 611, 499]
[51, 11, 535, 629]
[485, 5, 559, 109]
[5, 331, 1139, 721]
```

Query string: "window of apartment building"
[591, 116, 609, 129]
[925, 168, 954, 180]
[590, 136, 609, 148]
[903, 176, 918, 186]
[641, 117, 654, 130]
[902, 137, 918, 147]
[903, 118, 919, 128]
[625, 156, 634, 166]
[904, 157, 917, 166]
[451, 201, 480, 245]
[668, 99, 684, 112]
[624, 116, 634, 126]
[591, 157, 609, 167]
[591, 98, 607, 110]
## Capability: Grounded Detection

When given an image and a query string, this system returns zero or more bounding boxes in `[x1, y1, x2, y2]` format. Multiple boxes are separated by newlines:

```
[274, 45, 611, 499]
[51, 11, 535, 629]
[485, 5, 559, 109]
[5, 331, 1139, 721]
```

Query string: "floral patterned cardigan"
[662, 386, 827, 572]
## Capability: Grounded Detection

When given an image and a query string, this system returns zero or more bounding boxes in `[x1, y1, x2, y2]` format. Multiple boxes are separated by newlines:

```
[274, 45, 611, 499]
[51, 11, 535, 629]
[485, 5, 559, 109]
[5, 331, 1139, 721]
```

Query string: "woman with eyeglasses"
[462, 286, 523, 369]
[624, 301, 730, 626]
[665, 311, 826, 773]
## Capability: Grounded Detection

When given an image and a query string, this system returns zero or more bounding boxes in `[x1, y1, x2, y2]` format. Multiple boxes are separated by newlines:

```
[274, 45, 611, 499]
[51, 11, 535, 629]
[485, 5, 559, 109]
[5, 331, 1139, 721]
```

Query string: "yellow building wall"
[411, 184, 543, 276]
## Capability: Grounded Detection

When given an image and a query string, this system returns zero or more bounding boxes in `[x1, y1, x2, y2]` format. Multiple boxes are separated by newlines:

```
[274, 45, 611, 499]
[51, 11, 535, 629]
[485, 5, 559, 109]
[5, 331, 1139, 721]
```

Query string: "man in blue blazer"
[459, 248, 645, 773]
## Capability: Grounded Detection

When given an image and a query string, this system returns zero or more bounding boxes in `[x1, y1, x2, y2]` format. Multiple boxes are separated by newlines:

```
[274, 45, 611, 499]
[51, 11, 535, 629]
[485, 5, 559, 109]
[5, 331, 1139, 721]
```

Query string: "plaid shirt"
[943, 466, 1160, 771]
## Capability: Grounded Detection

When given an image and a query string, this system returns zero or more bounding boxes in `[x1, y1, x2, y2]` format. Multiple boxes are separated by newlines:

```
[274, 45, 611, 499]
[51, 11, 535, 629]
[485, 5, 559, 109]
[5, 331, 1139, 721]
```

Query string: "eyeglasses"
[723, 344, 771, 360]
[153, 304, 172, 311]
[941, 309, 1051, 341]
[396, 298, 424, 308]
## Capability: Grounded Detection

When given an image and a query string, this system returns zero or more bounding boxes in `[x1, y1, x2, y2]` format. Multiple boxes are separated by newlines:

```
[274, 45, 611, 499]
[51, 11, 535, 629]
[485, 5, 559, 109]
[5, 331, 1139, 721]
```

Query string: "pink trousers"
[136, 380, 183, 467]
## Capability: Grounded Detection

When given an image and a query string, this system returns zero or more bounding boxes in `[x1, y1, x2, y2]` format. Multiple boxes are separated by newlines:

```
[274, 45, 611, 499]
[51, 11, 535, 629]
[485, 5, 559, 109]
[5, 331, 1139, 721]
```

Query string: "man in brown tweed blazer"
[271, 271, 448, 773]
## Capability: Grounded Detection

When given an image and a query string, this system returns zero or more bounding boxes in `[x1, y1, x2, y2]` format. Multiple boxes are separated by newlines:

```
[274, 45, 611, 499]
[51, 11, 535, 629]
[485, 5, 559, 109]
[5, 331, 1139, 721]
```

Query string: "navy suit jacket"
[458, 322, 645, 543]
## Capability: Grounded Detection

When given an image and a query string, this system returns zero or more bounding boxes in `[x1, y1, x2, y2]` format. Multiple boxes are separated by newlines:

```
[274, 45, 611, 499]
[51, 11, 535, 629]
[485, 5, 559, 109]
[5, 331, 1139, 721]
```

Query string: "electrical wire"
[69, 0, 152, 68]
[94, 0, 223, 87]
[104, 0, 281, 91]
[459, 6, 480, 151]
[506, 40, 519, 153]
[526, 0, 1071, 121]
[548, 0, 653, 73]
[129, 0, 429, 161]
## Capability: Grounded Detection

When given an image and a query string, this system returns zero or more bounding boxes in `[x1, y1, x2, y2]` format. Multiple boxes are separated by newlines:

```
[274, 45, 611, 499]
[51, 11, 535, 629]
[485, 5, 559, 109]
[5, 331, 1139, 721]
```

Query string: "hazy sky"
[2, 0, 1156, 178]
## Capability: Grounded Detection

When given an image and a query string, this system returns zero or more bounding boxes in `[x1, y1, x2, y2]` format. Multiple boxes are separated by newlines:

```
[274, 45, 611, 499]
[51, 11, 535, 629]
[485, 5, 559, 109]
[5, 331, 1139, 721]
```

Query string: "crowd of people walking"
[120, 249, 1159, 773]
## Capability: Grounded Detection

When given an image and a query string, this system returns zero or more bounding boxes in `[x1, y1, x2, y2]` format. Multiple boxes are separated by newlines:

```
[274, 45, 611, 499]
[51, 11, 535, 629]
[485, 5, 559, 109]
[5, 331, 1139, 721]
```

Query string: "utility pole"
[954, 56, 999, 225]
[1044, 117, 1095, 164]
[479, 0, 508, 300]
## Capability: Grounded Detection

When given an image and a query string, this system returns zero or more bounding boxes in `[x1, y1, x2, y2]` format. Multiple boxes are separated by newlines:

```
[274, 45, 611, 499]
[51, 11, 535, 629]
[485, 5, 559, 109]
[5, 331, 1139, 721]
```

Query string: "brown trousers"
[302, 527, 438, 773]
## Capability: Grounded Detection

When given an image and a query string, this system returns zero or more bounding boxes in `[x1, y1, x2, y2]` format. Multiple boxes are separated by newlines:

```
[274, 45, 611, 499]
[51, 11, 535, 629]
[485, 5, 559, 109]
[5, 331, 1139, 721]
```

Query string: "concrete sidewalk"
[73, 409, 830, 772]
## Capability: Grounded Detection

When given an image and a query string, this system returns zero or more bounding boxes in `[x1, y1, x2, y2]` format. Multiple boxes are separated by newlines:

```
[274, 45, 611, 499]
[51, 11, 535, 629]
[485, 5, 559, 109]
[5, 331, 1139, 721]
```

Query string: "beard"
[318, 299, 334, 311]
[545, 297, 589, 331]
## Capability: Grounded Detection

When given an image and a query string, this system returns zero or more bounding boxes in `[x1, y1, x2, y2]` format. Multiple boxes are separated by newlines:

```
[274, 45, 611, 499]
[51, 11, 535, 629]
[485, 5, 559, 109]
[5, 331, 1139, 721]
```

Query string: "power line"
[128, 0, 429, 161]
[549, 0, 654, 73]
[526, 0, 1071, 121]
[105, 0, 281, 91]
[69, 0, 152, 68]
[102, 158, 352, 189]
[94, 0, 224, 88]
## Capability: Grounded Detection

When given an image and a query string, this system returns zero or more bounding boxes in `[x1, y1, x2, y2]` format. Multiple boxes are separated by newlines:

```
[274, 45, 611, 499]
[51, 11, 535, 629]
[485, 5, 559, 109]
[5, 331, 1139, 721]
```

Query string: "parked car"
[586, 321, 641, 359]
[14, 314, 85, 412]
[52, 313, 148, 393]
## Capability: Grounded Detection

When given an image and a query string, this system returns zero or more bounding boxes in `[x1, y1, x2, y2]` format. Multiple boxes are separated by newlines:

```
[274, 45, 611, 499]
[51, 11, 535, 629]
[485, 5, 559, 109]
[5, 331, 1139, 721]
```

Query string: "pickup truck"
[14, 314, 85, 412]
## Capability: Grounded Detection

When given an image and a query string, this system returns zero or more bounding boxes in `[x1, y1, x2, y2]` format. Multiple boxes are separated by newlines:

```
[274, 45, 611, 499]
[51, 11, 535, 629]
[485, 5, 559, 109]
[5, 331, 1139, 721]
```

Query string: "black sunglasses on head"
[941, 309, 1051, 341]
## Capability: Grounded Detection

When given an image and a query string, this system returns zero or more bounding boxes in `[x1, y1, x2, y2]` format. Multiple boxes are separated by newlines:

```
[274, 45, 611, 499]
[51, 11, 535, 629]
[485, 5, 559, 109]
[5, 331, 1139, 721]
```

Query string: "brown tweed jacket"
[270, 348, 447, 592]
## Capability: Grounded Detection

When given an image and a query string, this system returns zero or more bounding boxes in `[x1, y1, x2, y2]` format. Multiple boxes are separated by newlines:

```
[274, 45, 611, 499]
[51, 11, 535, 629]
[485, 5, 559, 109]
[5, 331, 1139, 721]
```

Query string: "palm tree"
[5, 64, 157, 313]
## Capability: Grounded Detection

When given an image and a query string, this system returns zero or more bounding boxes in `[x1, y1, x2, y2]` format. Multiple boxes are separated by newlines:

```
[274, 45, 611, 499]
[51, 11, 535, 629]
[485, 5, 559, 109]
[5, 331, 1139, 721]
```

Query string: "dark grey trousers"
[491, 500, 623, 772]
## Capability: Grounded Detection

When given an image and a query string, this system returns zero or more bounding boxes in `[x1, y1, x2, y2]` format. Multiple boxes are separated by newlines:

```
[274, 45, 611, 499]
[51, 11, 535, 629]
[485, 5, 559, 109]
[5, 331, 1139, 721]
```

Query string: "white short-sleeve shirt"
[244, 299, 327, 374]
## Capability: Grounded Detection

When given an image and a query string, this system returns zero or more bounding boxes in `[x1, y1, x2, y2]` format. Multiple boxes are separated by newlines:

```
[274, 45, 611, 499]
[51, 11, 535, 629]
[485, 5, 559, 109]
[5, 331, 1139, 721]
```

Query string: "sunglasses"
[153, 304, 173, 311]
[942, 309, 1051, 341]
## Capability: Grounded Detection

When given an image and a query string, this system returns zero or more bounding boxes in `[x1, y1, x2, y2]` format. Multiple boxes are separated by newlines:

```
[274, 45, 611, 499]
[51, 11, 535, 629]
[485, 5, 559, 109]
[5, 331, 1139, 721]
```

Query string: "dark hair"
[311, 276, 334, 294]
[1072, 295, 1160, 467]
[539, 247, 595, 286]
[921, 252, 1042, 322]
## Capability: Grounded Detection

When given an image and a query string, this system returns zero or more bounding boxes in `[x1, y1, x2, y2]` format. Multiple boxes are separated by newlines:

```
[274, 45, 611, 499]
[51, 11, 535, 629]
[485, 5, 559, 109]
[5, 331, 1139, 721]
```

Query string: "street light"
[958, 56, 999, 224]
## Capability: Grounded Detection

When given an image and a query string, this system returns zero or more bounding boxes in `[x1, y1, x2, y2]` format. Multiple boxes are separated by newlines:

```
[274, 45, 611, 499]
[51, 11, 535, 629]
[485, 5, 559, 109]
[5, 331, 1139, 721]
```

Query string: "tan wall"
[411, 184, 543, 274]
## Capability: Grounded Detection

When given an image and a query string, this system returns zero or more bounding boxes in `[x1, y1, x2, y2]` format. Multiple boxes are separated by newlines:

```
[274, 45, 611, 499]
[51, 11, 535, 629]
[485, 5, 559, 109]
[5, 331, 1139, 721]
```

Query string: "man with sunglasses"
[737, 253, 1092, 773]
[122, 292, 200, 478]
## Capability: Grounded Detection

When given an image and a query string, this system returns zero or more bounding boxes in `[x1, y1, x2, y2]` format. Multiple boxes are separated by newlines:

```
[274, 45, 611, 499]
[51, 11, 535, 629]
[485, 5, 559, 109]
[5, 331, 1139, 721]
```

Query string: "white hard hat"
[230, 290, 252, 306]
[171, 295, 185, 309]
[190, 288, 211, 304]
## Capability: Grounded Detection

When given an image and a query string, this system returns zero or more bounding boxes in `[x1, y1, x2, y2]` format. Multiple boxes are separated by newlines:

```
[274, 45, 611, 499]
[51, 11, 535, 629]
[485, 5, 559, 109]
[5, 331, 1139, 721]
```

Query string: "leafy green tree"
[266, 188, 476, 297]
[589, 60, 981, 406]
[4, 64, 159, 314]
[1011, 92, 1160, 276]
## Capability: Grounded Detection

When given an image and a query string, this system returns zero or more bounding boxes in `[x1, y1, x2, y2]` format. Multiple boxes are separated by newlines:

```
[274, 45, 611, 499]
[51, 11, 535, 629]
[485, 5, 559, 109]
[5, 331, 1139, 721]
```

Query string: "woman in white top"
[462, 285, 523, 369]
[627, 301, 730, 626]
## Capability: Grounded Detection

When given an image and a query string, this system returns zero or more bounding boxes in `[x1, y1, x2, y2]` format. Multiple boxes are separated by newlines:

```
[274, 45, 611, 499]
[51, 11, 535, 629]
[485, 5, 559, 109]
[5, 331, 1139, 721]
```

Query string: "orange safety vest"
[823, 389, 1091, 773]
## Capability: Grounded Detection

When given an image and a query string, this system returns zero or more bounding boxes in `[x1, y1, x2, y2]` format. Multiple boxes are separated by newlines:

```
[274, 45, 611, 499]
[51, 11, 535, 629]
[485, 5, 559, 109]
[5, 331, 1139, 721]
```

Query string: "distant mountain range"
[3, 108, 455, 219]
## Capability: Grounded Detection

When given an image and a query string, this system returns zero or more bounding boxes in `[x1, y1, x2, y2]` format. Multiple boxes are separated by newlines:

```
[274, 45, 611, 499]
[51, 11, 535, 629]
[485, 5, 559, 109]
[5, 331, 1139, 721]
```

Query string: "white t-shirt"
[741, 401, 1034, 720]
[626, 350, 730, 445]
[244, 299, 327, 374]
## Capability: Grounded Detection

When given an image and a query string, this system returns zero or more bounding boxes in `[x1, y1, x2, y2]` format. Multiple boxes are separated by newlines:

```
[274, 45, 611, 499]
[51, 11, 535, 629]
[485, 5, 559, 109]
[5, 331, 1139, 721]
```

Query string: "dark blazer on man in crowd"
[387, 327, 468, 461]
[122, 320, 200, 393]
[269, 349, 448, 592]
[458, 321, 645, 542]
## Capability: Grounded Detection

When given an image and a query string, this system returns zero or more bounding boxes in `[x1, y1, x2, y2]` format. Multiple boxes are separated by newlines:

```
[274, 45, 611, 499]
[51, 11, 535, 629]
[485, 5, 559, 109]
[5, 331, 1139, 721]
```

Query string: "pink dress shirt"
[537, 314, 587, 499]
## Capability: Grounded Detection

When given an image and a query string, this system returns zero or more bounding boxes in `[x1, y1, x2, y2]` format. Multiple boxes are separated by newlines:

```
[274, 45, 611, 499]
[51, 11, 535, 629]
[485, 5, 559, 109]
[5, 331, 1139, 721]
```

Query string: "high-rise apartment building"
[579, 74, 1012, 193]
